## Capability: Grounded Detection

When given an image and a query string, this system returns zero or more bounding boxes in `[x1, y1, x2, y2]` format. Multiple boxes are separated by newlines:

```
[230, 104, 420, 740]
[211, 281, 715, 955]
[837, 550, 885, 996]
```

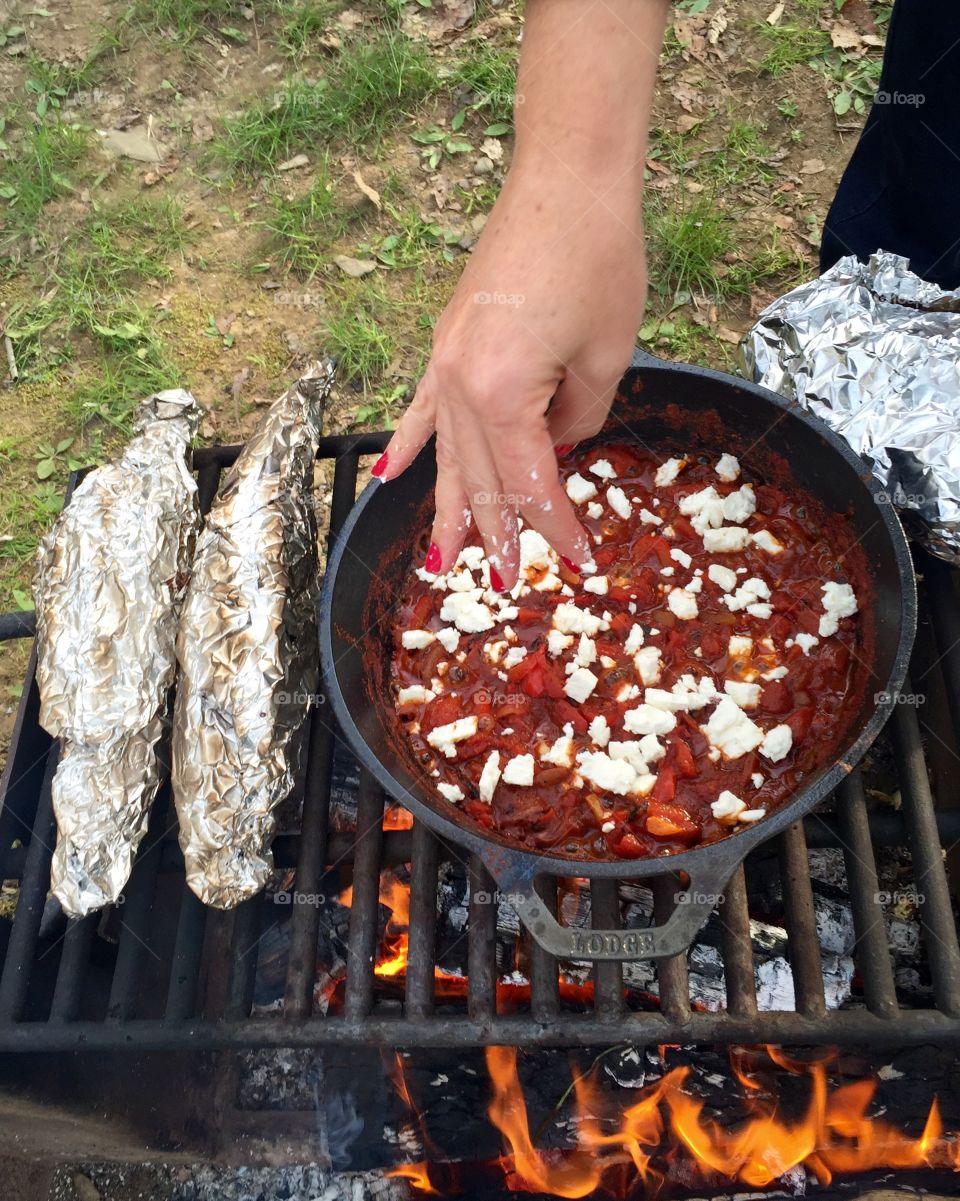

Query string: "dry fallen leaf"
[766, 2, 785, 25]
[278, 153, 310, 171]
[707, 8, 728, 46]
[676, 114, 702, 134]
[830, 20, 863, 50]
[799, 157, 826, 175]
[351, 169, 381, 210]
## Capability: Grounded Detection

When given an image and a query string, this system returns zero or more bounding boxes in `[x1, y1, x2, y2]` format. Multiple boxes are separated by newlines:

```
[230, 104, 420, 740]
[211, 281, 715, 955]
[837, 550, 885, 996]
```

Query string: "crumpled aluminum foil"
[172, 360, 334, 908]
[34, 390, 201, 916]
[740, 250, 960, 564]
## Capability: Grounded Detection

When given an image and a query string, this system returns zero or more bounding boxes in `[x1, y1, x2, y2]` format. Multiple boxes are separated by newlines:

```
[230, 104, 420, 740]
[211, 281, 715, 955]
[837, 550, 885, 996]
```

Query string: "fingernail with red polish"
[371, 452, 389, 478]
[560, 555, 581, 574]
[489, 565, 504, 593]
[555, 444, 575, 456]
[425, 542, 442, 574]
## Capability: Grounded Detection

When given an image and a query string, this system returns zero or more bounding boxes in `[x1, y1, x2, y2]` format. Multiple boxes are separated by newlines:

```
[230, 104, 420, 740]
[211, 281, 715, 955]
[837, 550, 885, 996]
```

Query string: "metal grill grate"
[0, 434, 959, 1051]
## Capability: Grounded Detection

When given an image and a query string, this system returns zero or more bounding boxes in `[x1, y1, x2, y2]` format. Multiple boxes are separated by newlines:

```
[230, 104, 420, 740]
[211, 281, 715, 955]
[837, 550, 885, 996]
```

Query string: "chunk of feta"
[624, 624, 645, 655]
[724, 577, 772, 613]
[639, 508, 663, 526]
[547, 629, 575, 657]
[739, 808, 766, 823]
[478, 751, 502, 802]
[634, 646, 662, 685]
[660, 566, 675, 577]
[615, 682, 641, 703]
[789, 632, 819, 655]
[670, 548, 692, 569]
[607, 739, 647, 775]
[639, 733, 666, 763]
[565, 473, 598, 505]
[721, 485, 756, 525]
[426, 715, 479, 758]
[541, 735, 575, 768]
[715, 453, 740, 482]
[623, 704, 677, 736]
[761, 665, 788, 681]
[437, 782, 464, 803]
[576, 751, 642, 796]
[434, 627, 460, 654]
[397, 685, 435, 706]
[760, 723, 793, 762]
[654, 457, 686, 487]
[502, 753, 535, 786]
[588, 714, 610, 748]
[751, 772, 764, 788]
[644, 676, 717, 712]
[667, 587, 699, 621]
[586, 501, 604, 520]
[708, 563, 738, 592]
[606, 486, 632, 520]
[711, 790, 746, 824]
[565, 666, 599, 704]
[519, 528, 555, 575]
[724, 680, 761, 708]
[589, 458, 617, 480]
[700, 697, 763, 758]
[401, 629, 435, 650]
[502, 646, 528, 671]
[752, 529, 784, 555]
[552, 603, 609, 636]
[440, 590, 496, 633]
[575, 633, 597, 666]
[703, 527, 751, 553]
[583, 575, 609, 595]
[820, 581, 858, 637]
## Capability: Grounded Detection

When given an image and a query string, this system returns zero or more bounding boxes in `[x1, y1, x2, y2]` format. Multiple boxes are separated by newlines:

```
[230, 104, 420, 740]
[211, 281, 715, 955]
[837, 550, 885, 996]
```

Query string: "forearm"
[512, 0, 668, 188]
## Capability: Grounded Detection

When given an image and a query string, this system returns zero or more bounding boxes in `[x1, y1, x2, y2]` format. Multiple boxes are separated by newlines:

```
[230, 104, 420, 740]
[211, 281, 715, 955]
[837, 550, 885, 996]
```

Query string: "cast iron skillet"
[320, 351, 917, 961]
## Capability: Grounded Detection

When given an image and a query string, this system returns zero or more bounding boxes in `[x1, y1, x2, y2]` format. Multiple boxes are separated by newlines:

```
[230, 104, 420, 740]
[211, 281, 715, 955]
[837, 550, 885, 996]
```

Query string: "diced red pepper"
[760, 680, 792, 714]
[787, 705, 815, 742]
[651, 765, 676, 803]
[671, 738, 698, 779]
[645, 800, 700, 843]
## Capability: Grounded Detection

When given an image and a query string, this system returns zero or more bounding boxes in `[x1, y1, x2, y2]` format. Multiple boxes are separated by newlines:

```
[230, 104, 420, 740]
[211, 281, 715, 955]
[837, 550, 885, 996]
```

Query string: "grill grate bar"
[717, 865, 757, 1017]
[529, 877, 559, 1022]
[836, 771, 899, 1018]
[926, 559, 960, 744]
[891, 684, 960, 1015]
[343, 771, 385, 1021]
[223, 899, 261, 1022]
[406, 821, 441, 1018]
[0, 752, 57, 1022]
[652, 875, 689, 1022]
[467, 857, 497, 1020]
[164, 890, 207, 1021]
[49, 916, 96, 1023]
[590, 879, 623, 1018]
[778, 822, 826, 1016]
[284, 449, 360, 1018]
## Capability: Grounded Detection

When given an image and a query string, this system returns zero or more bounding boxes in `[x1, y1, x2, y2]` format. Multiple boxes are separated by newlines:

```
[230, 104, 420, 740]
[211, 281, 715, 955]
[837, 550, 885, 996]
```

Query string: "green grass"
[647, 196, 734, 299]
[758, 22, 832, 77]
[0, 118, 90, 227]
[215, 30, 436, 173]
[448, 40, 518, 123]
[325, 287, 398, 393]
[262, 165, 343, 275]
[276, 0, 338, 56]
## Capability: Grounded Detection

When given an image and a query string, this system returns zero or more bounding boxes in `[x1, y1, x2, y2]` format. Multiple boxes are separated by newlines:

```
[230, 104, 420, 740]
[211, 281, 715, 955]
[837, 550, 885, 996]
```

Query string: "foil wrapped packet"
[34, 390, 201, 916]
[172, 360, 334, 908]
[740, 250, 960, 564]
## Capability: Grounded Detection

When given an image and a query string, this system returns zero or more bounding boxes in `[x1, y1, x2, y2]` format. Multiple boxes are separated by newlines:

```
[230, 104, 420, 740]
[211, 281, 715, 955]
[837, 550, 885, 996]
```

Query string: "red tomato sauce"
[388, 443, 872, 862]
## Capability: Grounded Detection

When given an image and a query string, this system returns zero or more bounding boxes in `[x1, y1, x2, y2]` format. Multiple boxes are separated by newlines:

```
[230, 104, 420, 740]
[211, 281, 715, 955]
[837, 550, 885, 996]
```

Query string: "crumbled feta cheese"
[401, 629, 435, 650]
[589, 459, 617, 480]
[606, 486, 632, 520]
[645, 676, 717, 712]
[586, 501, 604, 520]
[615, 683, 641, 703]
[752, 529, 784, 555]
[483, 640, 507, 665]
[437, 782, 464, 803]
[519, 528, 555, 575]
[789, 632, 820, 655]
[700, 697, 763, 758]
[715, 453, 740, 482]
[552, 603, 609, 636]
[722, 485, 756, 525]
[761, 665, 789, 681]
[565, 473, 598, 505]
[724, 680, 761, 708]
[751, 772, 764, 788]
[687, 576, 703, 594]
[576, 751, 641, 796]
[547, 629, 575, 657]
[820, 581, 858, 637]
[580, 560, 598, 575]
[502, 753, 535, 786]
[600, 654, 617, 669]
[639, 508, 663, 526]
[660, 566, 675, 577]
[565, 666, 599, 704]
[457, 545, 485, 571]
[478, 751, 502, 802]
[497, 604, 520, 622]
[606, 739, 646, 774]
[541, 735, 575, 768]
[502, 646, 528, 671]
[624, 624, 645, 655]
[398, 685, 435, 706]
[724, 577, 771, 613]
[670, 547, 692, 569]
[623, 705, 677, 736]
[760, 723, 793, 761]
[634, 646, 662, 685]
[575, 633, 597, 666]
[435, 627, 460, 654]
[440, 590, 496, 633]
[639, 734, 666, 763]
[667, 587, 699, 620]
[679, 486, 724, 531]
[426, 715, 480, 758]
[532, 571, 563, 592]
[712, 790, 746, 824]
[708, 563, 738, 592]
[746, 603, 773, 619]
[446, 569, 478, 593]
[728, 635, 753, 658]
[654, 457, 686, 487]
[588, 714, 610, 748]
[739, 808, 766, 823]
[583, 575, 609, 595]
[601, 820, 616, 834]
[703, 527, 751, 553]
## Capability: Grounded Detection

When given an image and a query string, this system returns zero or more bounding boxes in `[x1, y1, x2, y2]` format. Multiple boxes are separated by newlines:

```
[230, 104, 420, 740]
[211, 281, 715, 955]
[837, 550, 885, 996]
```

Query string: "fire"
[384, 805, 415, 830]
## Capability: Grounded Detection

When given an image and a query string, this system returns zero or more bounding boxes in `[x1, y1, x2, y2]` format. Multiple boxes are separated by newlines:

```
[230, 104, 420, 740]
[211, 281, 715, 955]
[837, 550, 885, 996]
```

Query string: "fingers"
[428, 453, 471, 577]
[375, 380, 437, 482]
[545, 367, 619, 449]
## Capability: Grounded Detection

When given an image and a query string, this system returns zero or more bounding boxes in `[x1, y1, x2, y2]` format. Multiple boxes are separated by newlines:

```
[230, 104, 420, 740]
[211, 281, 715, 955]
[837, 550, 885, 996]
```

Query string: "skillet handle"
[478, 847, 734, 961]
